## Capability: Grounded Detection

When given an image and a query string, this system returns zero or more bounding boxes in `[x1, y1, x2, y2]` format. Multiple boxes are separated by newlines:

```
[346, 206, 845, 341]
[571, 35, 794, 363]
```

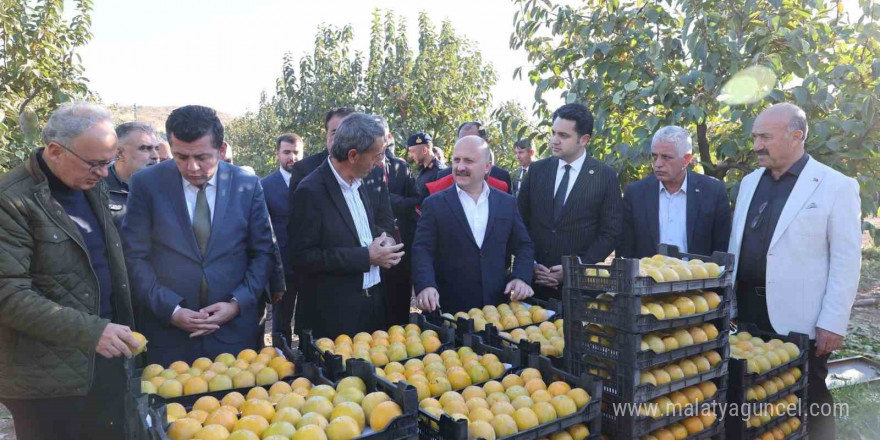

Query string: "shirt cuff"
[172, 305, 182, 317]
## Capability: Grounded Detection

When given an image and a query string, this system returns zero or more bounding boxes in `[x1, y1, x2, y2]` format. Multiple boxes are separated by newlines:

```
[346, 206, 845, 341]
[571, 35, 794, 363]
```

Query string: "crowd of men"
[0, 100, 861, 439]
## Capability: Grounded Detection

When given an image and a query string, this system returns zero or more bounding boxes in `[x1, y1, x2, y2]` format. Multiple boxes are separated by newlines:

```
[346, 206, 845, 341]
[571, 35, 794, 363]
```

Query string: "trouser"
[383, 256, 413, 326]
[273, 281, 297, 345]
[736, 284, 835, 439]
[1, 356, 127, 440]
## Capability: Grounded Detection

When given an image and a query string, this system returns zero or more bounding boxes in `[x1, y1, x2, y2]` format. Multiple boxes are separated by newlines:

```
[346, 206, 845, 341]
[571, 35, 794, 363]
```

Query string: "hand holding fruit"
[96, 323, 139, 359]
[505, 279, 534, 301]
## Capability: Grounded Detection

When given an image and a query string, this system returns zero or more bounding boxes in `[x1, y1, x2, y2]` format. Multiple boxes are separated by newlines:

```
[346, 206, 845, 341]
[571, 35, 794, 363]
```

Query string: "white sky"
[77, 0, 540, 117]
[76, 0, 864, 118]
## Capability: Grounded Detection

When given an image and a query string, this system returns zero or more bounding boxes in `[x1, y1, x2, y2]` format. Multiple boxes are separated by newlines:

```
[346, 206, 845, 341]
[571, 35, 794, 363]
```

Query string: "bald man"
[412, 136, 534, 315]
[729, 103, 861, 438]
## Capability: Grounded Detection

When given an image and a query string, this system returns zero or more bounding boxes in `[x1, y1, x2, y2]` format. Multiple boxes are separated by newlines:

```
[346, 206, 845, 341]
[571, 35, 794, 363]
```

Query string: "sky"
[76, 0, 542, 117]
[75, 0, 864, 118]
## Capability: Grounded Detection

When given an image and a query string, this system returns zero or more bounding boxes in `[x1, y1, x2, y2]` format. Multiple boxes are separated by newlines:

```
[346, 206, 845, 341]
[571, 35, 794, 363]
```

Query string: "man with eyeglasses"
[729, 103, 862, 439]
[105, 121, 159, 226]
[0, 102, 138, 439]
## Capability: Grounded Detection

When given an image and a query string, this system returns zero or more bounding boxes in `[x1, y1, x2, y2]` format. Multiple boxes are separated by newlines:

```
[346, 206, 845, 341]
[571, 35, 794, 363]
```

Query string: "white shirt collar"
[280, 167, 292, 187]
[659, 172, 688, 195]
[558, 148, 587, 173]
[182, 169, 218, 190]
[328, 158, 362, 191]
[456, 181, 490, 201]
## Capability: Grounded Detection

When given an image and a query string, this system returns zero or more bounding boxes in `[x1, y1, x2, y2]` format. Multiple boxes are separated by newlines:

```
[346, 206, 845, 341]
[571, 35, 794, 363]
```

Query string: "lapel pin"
[589, 169, 594, 175]
[813, 178, 819, 182]
[695, 188, 700, 193]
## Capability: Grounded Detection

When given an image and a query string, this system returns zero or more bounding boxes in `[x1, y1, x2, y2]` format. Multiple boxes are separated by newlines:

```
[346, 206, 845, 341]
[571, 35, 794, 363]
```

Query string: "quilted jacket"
[0, 149, 134, 399]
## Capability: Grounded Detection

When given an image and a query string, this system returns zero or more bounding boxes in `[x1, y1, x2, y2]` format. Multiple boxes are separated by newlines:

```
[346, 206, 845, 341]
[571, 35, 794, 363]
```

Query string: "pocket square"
[805, 202, 818, 209]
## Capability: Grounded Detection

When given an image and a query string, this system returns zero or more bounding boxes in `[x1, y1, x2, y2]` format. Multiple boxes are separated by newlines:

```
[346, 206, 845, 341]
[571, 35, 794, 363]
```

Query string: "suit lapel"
[321, 162, 360, 243]
[206, 163, 232, 256]
[170, 166, 203, 259]
[559, 157, 596, 221]
[444, 188, 479, 248]
[542, 158, 559, 219]
[769, 158, 825, 250]
[686, 171, 700, 250]
[645, 175, 660, 249]
[358, 184, 377, 237]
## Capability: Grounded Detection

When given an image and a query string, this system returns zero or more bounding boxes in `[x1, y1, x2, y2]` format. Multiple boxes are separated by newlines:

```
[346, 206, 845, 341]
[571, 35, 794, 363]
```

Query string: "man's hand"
[815, 327, 844, 357]
[534, 264, 561, 287]
[548, 265, 564, 283]
[170, 308, 219, 338]
[380, 235, 397, 247]
[271, 292, 284, 304]
[416, 287, 441, 312]
[96, 323, 139, 359]
[369, 233, 405, 268]
[196, 301, 241, 337]
[505, 279, 534, 301]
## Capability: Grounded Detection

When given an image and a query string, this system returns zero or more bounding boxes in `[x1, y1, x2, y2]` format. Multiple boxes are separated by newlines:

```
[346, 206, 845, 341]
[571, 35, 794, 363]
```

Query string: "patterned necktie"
[193, 184, 211, 307]
[554, 165, 571, 223]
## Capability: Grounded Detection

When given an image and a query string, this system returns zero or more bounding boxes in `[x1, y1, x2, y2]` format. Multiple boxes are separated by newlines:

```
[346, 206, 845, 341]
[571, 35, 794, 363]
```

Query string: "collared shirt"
[737, 154, 810, 287]
[456, 182, 491, 248]
[553, 148, 587, 203]
[182, 171, 218, 222]
[515, 166, 529, 195]
[280, 167, 292, 187]
[658, 173, 688, 253]
[329, 159, 381, 289]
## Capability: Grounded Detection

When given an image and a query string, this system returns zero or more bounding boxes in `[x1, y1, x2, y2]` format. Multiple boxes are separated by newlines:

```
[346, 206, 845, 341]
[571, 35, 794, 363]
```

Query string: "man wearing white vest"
[729, 102, 861, 438]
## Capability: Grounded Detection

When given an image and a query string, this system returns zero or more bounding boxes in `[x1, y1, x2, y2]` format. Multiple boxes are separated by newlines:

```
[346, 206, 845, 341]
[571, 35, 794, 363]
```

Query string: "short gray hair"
[651, 125, 693, 157]
[330, 113, 385, 161]
[373, 114, 390, 133]
[775, 102, 809, 140]
[115, 121, 156, 146]
[42, 102, 113, 147]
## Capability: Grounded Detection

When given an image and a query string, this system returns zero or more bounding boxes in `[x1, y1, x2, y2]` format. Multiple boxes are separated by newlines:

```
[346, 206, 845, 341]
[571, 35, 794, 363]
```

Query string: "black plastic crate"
[303, 313, 456, 381]
[418, 355, 602, 440]
[606, 414, 726, 440]
[727, 324, 810, 390]
[724, 386, 808, 440]
[425, 298, 563, 344]
[565, 317, 729, 371]
[482, 323, 565, 368]
[571, 345, 729, 403]
[602, 374, 728, 439]
[150, 359, 419, 440]
[562, 245, 734, 295]
[564, 285, 732, 334]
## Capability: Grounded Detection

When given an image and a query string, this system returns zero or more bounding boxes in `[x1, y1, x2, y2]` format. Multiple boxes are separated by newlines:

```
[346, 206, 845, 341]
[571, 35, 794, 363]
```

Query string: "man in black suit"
[619, 126, 731, 258]
[289, 113, 404, 338]
[263, 133, 304, 342]
[518, 103, 622, 299]
[512, 139, 535, 198]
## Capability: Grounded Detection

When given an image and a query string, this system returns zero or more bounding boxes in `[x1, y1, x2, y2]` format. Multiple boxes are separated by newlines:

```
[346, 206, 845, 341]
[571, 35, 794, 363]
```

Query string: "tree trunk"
[696, 120, 722, 179]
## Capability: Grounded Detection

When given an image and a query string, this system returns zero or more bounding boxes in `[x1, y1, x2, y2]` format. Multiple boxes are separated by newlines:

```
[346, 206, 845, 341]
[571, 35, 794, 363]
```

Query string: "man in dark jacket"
[618, 126, 731, 258]
[0, 102, 138, 440]
[104, 121, 160, 227]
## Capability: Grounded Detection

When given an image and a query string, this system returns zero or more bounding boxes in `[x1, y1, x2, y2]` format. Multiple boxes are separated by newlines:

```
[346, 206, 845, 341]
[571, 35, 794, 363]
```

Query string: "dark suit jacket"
[518, 154, 622, 282]
[386, 156, 419, 235]
[122, 161, 275, 365]
[288, 160, 387, 338]
[438, 166, 513, 194]
[618, 171, 731, 259]
[412, 186, 534, 314]
[262, 170, 293, 280]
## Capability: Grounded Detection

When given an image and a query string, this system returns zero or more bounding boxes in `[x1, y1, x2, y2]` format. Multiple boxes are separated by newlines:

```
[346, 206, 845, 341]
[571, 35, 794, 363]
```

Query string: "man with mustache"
[412, 136, 534, 314]
[105, 121, 160, 227]
[618, 125, 731, 258]
[729, 103, 861, 439]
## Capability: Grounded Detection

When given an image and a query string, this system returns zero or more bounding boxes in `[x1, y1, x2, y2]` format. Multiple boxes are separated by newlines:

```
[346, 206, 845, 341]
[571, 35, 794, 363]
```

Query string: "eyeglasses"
[750, 201, 769, 230]
[55, 142, 120, 173]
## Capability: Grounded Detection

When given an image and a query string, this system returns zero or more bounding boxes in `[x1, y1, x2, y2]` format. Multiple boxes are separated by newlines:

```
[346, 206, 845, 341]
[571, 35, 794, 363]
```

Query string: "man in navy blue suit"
[262, 133, 303, 342]
[618, 125, 731, 258]
[122, 105, 275, 365]
[412, 136, 534, 314]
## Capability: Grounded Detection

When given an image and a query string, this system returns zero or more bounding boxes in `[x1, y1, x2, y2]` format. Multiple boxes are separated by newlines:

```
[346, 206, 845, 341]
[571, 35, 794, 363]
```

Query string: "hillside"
[107, 104, 236, 134]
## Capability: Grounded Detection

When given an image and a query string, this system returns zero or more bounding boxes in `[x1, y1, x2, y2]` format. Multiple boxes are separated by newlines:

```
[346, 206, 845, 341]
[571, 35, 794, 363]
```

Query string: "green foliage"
[227, 9, 498, 171]
[509, 0, 880, 214]
[831, 381, 880, 440]
[0, 0, 94, 172]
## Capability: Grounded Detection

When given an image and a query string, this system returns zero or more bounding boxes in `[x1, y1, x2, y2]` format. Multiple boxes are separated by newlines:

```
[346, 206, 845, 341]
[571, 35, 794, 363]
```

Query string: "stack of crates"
[562, 244, 735, 440]
[724, 323, 810, 440]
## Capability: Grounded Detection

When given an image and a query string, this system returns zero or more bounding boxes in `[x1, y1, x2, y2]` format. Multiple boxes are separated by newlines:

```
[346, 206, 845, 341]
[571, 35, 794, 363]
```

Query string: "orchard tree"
[510, 0, 880, 214]
[0, 0, 94, 171]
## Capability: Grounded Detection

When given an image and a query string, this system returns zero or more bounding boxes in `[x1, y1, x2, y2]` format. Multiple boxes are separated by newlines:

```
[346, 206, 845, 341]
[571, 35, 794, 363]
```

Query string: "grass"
[831, 381, 880, 440]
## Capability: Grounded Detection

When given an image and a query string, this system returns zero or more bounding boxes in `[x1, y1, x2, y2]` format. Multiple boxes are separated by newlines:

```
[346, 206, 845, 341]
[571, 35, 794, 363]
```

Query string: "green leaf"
[624, 81, 638, 92]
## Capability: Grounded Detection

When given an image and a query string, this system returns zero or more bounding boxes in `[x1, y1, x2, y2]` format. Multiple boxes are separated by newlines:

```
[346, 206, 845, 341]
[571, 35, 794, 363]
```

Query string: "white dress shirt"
[553, 148, 588, 203]
[329, 159, 381, 289]
[456, 182, 491, 248]
[658, 174, 688, 253]
[280, 167, 292, 187]
[182, 172, 218, 222]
